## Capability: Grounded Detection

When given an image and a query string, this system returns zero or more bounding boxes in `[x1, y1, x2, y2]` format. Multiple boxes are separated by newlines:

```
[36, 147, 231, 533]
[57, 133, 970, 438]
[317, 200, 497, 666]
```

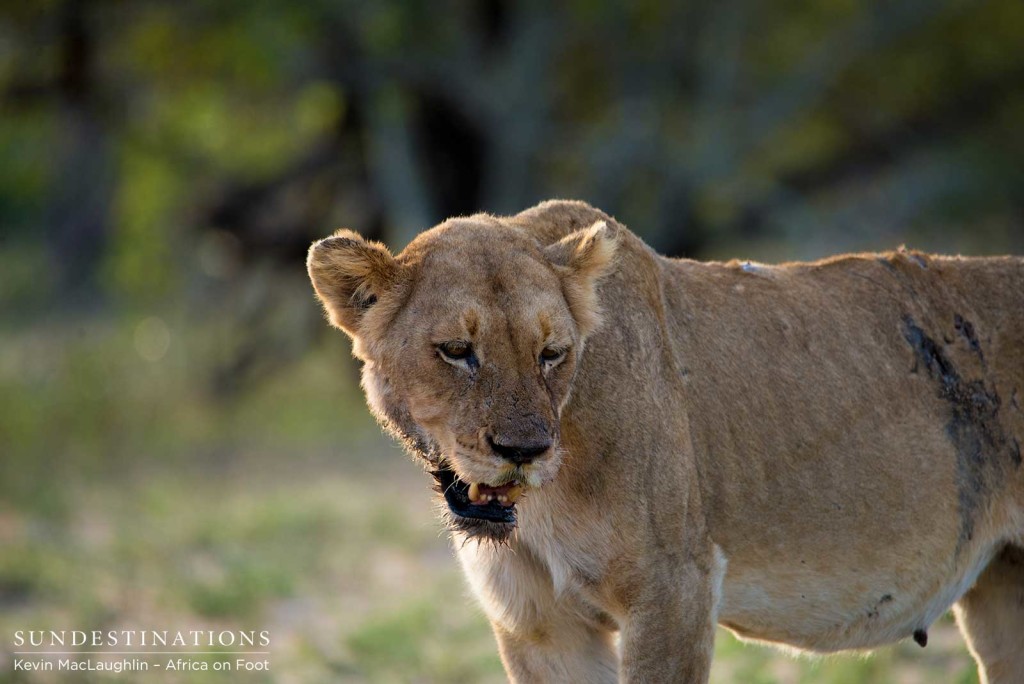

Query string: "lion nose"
[487, 435, 551, 465]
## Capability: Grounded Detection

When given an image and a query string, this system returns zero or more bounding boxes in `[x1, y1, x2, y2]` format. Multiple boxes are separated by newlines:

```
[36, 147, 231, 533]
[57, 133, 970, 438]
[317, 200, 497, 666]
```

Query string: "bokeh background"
[2, 0, 1023, 682]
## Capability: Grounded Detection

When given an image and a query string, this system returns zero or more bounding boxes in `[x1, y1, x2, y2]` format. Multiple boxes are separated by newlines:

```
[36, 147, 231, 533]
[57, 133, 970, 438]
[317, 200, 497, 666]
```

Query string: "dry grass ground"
[0, 462, 980, 684]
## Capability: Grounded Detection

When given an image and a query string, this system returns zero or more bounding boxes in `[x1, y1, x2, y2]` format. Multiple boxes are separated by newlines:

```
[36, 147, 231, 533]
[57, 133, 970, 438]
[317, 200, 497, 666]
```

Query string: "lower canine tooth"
[468, 482, 481, 503]
[506, 486, 523, 503]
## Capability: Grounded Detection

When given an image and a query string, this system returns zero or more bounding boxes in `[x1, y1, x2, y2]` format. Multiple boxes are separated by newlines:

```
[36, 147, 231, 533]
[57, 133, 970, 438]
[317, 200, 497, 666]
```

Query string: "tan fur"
[308, 200, 1024, 683]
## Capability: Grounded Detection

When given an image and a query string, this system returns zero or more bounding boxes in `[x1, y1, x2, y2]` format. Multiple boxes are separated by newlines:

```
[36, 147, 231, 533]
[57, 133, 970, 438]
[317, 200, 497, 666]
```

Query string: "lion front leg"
[619, 549, 723, 684]
[457, 539, 618, 683]
[492, 615, 618, 683]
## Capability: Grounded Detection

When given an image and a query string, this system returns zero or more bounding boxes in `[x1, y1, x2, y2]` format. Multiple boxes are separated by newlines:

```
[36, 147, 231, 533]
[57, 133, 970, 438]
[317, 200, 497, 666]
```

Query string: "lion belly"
[715, 540, 998, 652]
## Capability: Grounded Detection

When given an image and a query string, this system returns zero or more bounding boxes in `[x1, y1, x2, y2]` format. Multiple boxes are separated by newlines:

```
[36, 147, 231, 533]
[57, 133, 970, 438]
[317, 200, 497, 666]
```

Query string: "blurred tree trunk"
[46, 0, 113, 303]
[365, 86, 433, 249]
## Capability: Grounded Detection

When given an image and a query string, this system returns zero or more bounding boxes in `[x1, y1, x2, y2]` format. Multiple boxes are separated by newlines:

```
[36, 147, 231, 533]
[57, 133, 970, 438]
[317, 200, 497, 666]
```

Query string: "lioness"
[307, 200, 1023, 683]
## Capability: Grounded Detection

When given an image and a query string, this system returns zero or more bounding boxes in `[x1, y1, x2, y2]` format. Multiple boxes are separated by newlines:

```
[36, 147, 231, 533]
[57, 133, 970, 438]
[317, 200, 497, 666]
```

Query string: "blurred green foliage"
[3, 0, 1023, 300]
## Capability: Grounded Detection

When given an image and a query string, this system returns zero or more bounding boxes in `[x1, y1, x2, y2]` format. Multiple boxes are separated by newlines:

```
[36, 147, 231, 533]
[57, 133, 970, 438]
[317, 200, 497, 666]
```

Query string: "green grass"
[0, 314, 981, 683]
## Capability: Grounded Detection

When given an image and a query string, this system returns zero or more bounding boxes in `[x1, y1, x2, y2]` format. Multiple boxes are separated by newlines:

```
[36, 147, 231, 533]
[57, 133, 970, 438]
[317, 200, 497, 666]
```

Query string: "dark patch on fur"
[866, 593, 894, 619]
[913, 629, 928, 647]
[902, 315, 1016, 547]
[954, 314, 984, 364]
[897, 246, 928, 269]
[876, 257, 898, 275]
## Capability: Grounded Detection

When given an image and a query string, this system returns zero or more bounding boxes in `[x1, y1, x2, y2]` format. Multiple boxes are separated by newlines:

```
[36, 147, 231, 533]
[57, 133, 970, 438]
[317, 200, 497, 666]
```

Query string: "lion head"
[307, 211, 618, 540]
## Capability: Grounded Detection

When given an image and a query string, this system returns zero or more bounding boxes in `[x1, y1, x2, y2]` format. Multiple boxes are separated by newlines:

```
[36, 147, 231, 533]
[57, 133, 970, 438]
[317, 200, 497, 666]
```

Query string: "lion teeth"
[467, 481, 522, 506]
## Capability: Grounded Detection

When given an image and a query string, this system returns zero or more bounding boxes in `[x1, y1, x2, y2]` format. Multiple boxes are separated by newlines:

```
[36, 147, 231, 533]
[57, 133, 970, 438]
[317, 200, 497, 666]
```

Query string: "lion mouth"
[431, 464, 521, 524]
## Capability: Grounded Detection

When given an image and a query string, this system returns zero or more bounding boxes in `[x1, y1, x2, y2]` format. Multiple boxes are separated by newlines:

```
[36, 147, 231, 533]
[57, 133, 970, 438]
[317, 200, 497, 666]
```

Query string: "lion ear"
[543, 220, 619, 336]
[307, 230, 400, 337]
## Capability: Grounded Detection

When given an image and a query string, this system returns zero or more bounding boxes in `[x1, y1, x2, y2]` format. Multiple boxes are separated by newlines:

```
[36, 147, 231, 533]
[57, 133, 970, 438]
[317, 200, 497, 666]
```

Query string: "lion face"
[307, 215, 617, 539]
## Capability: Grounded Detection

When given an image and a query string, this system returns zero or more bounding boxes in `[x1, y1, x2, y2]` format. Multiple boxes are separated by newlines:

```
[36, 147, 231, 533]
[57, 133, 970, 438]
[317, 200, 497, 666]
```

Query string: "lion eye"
[540, 346, 566, 364]
[438, 341, 473, 361]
